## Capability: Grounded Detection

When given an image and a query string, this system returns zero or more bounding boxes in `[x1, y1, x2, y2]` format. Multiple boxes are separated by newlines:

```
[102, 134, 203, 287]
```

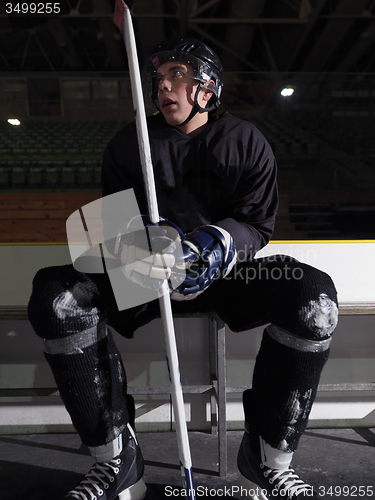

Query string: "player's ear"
[202, 90, 214, 101]
[202, 80, 215, 104]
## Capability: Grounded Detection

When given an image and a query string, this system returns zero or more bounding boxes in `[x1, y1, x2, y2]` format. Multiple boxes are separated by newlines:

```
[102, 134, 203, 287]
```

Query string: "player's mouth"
[161, 98, 177, 109]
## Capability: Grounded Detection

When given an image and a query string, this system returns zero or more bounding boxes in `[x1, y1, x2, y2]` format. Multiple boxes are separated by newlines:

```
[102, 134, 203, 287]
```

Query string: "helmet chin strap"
[176, 106, 200, 127]
[175, 82, 213, 127]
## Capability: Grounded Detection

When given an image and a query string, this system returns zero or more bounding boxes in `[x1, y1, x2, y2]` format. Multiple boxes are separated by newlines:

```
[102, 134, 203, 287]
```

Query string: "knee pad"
[28, 264, 106, 340]
[297, 264, 338, 340]
[273, 263, 338, 342]
[299, 291, 338, 340]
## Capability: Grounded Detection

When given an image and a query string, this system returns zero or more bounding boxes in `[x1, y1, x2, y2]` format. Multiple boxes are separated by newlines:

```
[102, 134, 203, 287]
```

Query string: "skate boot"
[65, 424, 146, 500]
[237, 390, 315, 499]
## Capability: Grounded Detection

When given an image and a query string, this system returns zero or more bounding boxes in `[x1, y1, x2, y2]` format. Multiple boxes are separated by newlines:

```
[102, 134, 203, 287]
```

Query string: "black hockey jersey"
[102, 111, 278, 261]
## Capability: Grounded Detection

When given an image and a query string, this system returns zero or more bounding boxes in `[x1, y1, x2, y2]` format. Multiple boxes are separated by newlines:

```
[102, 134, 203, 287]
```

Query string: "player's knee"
[28, 265, 105, 340]
[299, 291, 338, 340]
[270, 262, 338, 343]
[267, 264, 338, 352]
[296, 265, 338, 340]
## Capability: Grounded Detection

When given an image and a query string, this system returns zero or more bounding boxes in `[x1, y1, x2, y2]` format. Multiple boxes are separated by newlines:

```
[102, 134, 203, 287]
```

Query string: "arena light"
[281, 87, 295, 97]
[8, 118, 21, 126]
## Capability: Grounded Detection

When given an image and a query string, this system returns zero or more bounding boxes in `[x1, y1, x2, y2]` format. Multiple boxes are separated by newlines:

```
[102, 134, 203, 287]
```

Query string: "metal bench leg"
[208, 316, 227, 477]
[216, 317, 227, 477]
[209, 317, 218, 436]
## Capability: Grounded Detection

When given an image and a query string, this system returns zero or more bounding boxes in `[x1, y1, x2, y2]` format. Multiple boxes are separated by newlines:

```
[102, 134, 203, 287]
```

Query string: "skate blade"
[118, 478, 147, 500]
[238, 472, 269, 500]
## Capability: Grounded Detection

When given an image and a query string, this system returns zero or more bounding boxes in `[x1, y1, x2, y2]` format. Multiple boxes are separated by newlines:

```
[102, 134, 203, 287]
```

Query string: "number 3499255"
[5, 3, 61, 14]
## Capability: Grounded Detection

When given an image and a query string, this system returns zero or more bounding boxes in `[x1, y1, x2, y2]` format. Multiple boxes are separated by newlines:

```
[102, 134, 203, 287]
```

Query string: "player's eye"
[155, 74, 168, 85]
[155, 70, 186, 86]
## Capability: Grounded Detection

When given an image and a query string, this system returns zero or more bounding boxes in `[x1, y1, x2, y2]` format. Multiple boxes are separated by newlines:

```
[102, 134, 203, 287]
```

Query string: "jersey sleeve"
[214, 128, 279, 261]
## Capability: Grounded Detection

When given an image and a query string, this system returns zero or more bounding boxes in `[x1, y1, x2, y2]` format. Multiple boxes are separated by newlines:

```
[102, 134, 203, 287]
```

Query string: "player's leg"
[234, 258, 338, 499]
[28, 264, 147, 500]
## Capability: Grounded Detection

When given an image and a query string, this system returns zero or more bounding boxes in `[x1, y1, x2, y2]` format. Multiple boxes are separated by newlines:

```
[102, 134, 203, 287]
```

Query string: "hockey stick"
[114, 2, 195, 497]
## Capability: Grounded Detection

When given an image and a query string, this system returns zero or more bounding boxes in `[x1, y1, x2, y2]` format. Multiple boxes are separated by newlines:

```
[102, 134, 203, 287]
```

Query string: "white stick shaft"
[121, 5, 195, 492]
[122, 7, 159, 224]
[159, 283, 192, 466]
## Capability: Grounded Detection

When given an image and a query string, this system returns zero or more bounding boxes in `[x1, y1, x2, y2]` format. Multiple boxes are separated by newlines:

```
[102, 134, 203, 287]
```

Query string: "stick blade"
[113, 0, 129, 31]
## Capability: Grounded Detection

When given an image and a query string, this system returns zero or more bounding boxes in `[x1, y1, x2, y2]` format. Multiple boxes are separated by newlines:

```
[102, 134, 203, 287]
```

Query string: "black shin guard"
[250, 329, 329, 452]
[28, 265, 131, 447]
[45, 331, 129, 447]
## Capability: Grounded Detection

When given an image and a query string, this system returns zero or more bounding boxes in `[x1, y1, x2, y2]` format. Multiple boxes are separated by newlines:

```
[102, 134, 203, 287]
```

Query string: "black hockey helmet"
[142, 37, 223, 121]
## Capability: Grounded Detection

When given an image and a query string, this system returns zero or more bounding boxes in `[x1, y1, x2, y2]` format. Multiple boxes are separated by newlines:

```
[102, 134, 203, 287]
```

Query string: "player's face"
[155, 61, 208, 130]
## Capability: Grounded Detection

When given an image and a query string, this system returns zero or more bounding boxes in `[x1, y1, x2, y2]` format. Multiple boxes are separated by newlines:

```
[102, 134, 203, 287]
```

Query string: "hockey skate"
[65, 424, 146, 500]
[237, 390, 315, 499]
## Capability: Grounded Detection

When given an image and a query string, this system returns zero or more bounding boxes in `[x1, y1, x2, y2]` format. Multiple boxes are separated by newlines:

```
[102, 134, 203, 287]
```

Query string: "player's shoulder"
[211, 111, 266, 141]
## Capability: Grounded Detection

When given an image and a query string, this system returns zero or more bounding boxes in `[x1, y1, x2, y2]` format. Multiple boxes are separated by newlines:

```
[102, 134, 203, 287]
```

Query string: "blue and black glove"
[171, 225, 236, 301]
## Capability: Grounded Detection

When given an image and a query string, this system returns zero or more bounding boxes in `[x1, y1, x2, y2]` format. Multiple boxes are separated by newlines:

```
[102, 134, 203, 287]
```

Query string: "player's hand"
[171, 225, 236, 301]
[114, 216, 184, 291]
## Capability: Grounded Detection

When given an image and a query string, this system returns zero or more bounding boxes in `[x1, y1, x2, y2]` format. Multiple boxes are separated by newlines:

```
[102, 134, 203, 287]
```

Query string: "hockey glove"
[114, 216, 185, 291]
[171, 225, 236, 301]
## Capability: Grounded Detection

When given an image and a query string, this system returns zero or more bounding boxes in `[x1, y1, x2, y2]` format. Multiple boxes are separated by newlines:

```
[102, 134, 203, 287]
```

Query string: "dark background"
[1, 0, 375, 241]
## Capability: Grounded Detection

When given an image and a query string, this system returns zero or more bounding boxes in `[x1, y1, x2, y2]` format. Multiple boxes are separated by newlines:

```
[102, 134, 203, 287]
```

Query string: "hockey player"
[28, 38, 338, 499]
